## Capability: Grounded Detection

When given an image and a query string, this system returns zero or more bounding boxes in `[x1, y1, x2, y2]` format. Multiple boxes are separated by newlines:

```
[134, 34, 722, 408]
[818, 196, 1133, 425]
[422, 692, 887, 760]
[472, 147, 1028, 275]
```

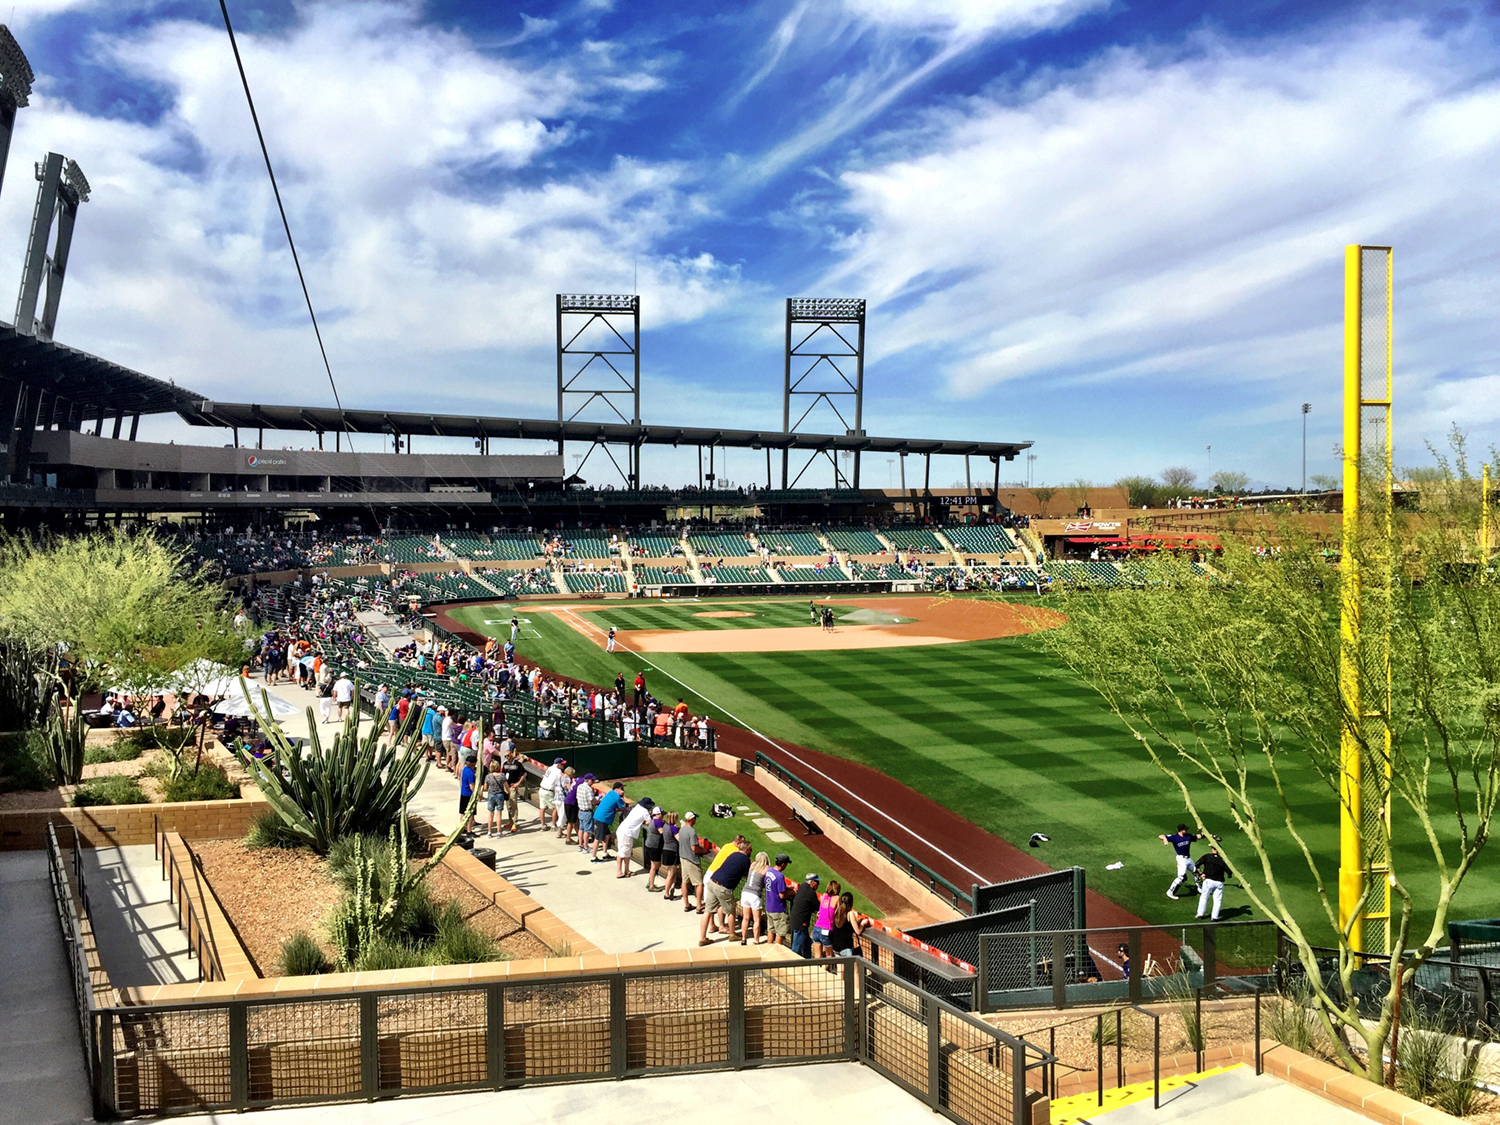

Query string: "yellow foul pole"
[1339, 245, 1394, 955]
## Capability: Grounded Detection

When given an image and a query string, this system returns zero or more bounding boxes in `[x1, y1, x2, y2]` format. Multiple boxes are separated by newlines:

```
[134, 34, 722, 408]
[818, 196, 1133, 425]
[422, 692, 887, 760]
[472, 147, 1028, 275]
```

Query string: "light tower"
[782, 298, 866, 489]
[555, 293, 641, 488]
[0, 26, 34, 204]
[15, 152, 90, 340]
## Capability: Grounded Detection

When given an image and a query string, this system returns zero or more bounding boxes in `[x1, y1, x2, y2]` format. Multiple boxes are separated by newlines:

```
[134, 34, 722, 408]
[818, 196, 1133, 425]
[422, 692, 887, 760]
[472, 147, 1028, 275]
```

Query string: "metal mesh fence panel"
[247, 998, 360, 1104]
[908, 904, 1035, 973]
[971, 869, 1081, 931]
[112, 1007, 231, 1116]
[863, 971, 932, 1097]
[503, 978, 612, 1080]
[626, 971, 729, 1071]
[746, 962, 847, 1061]
[939, 1009, 1014, 1125]
[376, 987, 488, 1093]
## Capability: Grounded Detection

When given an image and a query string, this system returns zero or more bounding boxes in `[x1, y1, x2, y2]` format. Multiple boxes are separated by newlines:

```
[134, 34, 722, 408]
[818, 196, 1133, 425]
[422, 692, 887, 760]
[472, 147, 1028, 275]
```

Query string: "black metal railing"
[77, 955, 1050, 1122]
[976, 920, 1281, 1012]
[46, 823, 98, 1095]
[753, 751, 974, 915]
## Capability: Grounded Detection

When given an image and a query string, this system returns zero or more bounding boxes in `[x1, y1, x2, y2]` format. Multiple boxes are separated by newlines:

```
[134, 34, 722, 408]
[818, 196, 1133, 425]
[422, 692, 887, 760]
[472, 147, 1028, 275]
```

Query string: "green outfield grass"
[450, 597, 1499, 941]
[534, 597, 904, 632]
[614, 773, 881, 918]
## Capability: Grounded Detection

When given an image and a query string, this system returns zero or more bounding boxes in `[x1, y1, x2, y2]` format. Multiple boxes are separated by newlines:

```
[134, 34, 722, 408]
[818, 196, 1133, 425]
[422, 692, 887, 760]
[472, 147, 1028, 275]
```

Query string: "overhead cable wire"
[217, 0, 348, 432]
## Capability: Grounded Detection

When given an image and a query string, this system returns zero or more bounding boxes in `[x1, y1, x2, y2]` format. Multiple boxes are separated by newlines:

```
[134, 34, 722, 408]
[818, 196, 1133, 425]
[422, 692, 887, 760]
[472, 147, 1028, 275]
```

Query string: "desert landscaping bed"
[191, 838, 551, 975]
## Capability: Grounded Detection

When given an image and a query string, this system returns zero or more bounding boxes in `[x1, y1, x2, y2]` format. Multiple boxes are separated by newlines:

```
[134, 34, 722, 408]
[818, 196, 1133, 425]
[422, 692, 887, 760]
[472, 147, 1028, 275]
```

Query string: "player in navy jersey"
[1158, 823, 1206, 899]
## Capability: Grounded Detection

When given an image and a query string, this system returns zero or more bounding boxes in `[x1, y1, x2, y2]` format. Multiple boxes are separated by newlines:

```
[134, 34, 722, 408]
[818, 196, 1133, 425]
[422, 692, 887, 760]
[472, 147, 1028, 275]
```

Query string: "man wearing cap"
[420, 703, 438, 760]
[590, 782, 627, 862]
[539, 756, 566, 833]
[500, 749, 528, 833]
[699, 837, 752, 946]
[615, 795, 654, 878]
[676, 811, 704, 913]
[789, 873, 821, 958]
[763, 855, 792, 946]
[459, 750, 478, 834]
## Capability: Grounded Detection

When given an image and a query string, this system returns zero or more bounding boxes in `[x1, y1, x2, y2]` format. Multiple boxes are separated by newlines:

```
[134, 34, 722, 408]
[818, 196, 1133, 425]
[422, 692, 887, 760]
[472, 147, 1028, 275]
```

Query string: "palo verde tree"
[0, 530, 248, 781]
[1032, 457, 1500, 1084]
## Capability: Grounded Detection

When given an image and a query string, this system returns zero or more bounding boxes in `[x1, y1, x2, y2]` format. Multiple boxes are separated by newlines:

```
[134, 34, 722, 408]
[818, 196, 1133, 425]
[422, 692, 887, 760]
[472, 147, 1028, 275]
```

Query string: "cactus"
[231, 681, 431, 854]
[43, 696, 87, 786]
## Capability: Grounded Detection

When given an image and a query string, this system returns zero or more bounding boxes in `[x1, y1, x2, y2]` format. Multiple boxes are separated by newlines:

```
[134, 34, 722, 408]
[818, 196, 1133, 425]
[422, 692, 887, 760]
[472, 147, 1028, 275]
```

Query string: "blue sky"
[4, 0, 1499, 489]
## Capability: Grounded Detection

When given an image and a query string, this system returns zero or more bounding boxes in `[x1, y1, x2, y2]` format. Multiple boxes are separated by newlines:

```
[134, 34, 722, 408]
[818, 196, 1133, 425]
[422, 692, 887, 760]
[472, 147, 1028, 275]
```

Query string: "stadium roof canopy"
[0, 322, 205, 415]
[182, 400, 1031, 460]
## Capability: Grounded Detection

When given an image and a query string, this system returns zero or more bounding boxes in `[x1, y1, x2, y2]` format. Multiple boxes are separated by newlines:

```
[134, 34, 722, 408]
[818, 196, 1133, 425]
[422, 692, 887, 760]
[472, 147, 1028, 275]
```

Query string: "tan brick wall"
[1, 795, 270, 851]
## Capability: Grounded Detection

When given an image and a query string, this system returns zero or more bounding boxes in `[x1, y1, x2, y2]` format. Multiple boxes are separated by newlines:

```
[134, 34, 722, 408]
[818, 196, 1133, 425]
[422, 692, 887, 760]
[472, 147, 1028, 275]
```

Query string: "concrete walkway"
[164, 1061, 931, 1125]
[80, 844, 196, 986]
[1082, 1065, 1369, 1124]
[0, 852, 95, 1125]
[245, 672, 731, 954]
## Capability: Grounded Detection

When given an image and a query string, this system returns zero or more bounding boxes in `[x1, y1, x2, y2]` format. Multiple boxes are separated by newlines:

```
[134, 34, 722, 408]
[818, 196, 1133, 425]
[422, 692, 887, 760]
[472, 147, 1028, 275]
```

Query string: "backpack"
[711, 802, 735, 819]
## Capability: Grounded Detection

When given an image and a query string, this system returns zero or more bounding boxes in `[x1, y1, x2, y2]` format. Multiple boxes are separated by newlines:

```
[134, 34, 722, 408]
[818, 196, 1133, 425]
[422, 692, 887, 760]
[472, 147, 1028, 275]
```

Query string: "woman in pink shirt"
[811, 879, 842, 958]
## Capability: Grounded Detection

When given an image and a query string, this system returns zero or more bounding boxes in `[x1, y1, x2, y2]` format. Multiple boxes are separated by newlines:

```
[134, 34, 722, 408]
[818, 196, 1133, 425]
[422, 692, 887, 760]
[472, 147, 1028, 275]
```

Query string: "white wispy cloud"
[0, 1, 736, 415]
[819, 16, 1500, 462]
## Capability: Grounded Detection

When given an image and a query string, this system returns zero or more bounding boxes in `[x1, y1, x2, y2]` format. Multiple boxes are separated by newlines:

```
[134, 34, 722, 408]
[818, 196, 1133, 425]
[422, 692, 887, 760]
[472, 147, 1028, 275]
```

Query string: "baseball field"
[446, 594, 1500, 942]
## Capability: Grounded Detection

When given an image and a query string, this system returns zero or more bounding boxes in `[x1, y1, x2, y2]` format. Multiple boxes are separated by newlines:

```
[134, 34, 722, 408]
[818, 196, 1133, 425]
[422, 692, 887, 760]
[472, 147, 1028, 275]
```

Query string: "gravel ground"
[424, 865, 553, 961]
[192, 838, 343, 974]
[988, 999, 1259, 1072]
[192, 839, 560, 973]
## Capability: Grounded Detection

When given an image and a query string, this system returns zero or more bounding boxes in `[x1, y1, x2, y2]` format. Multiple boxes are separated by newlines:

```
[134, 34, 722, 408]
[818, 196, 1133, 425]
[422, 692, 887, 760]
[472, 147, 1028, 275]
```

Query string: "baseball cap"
[683, 810, 697, 821]
[553, 756, 566, 764]
[805, 873, 820, 883]
[775, 854, 790, 865]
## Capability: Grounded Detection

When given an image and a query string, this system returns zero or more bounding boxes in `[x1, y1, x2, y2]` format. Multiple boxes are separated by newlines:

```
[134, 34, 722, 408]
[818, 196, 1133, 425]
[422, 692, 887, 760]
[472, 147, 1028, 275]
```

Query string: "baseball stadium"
[2, 15, 1499, 1125]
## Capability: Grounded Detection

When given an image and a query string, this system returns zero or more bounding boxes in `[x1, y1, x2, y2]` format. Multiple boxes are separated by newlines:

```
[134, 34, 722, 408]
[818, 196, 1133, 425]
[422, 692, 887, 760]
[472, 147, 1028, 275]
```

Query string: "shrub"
[84, 737, 146, 765]
[0, 729, 54, 792]
[430, 902, 501, 966]
[245, 809, 304, 850]
[1396, 1005, 1485, 1115]
[351, 934, 429, 972]
[277, 931, 331, 977]
[161, 763, 238, 802]
[72, 775, 147, 807]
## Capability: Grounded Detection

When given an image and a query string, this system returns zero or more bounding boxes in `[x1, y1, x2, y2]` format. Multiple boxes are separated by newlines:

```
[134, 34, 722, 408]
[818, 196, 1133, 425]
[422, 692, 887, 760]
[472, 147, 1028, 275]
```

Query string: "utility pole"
[1301, 403, 1312, 492]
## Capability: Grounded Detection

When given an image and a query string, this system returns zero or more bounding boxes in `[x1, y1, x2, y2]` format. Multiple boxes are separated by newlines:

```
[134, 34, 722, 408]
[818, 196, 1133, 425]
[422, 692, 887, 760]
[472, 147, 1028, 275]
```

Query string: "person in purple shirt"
[763, 854, 792, 946]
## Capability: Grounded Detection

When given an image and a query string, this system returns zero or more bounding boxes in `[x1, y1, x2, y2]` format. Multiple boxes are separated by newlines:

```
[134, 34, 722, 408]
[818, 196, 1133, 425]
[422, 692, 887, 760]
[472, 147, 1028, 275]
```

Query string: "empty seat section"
[823, 528, 885, 554]
[689, 532, 754, 557]
[634, 566, 695, 584]
[700, 565, 770, 583]
[561, 571, 626, 593]
[777, 565, 849, 582]
[885, 528, 947, 553]
[628, 534, 682, 556]
[945, 526, 1017, 554]
[488, 533, 543, 561]
[757, 531, 825, 555]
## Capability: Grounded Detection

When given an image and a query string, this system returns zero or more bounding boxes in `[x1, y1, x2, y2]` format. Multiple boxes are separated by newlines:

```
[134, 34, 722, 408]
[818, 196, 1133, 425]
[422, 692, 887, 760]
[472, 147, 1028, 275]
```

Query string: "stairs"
[933, 529, 966, 568]
[1048, 1063, 1245, 1125]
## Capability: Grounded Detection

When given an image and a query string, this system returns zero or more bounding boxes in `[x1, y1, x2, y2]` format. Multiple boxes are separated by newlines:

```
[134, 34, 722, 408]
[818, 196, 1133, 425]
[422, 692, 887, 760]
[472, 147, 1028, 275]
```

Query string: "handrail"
[1128, 1003, 1162, 1109]
[157, 828, 226, 983]
[754, 750, 974, 914]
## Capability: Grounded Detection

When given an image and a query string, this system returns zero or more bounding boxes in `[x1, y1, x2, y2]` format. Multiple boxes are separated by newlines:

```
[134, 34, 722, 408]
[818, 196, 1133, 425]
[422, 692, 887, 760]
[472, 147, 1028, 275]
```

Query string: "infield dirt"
[553, 596, 1061, 653]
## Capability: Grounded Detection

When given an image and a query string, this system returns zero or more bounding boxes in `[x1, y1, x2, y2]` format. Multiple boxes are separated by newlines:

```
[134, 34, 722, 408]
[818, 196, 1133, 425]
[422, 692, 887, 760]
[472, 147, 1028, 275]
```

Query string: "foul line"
[556, 606, 988, 886]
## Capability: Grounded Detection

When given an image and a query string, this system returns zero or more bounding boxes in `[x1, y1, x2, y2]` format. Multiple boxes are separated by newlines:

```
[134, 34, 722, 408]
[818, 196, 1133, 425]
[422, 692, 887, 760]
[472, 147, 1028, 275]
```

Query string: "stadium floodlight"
[1338, 244, 1394, 956]
[0, 25, 34, 108]
[0, 25, 34, 206]
[556, 292, 641, 487]
[783, 297, 867, 488]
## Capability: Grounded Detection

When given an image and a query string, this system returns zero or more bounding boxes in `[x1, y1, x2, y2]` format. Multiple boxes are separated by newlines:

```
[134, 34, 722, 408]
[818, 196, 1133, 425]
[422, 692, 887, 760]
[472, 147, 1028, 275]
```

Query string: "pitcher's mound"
[693, 610, 754, 618]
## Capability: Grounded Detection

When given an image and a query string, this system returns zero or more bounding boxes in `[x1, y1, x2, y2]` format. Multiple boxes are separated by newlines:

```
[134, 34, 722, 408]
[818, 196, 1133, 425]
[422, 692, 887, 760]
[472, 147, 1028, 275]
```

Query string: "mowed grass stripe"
[451, 598, 1496, 939]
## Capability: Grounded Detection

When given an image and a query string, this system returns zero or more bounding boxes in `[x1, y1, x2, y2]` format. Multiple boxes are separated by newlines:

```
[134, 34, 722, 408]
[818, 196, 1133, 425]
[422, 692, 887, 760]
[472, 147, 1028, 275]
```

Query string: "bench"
[790, 806, 823, 836]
